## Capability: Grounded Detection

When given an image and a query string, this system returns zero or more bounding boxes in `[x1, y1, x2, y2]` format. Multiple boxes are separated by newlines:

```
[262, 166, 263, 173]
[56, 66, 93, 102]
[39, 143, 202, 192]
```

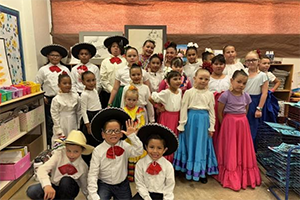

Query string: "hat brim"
[41, 44, 68, 58]
[71, 43, 97, 59]
[65, 141, 94, 155]
[137, 123, 178, 156]
[104, 36, 129, 49]
[91, 108, 131, 142]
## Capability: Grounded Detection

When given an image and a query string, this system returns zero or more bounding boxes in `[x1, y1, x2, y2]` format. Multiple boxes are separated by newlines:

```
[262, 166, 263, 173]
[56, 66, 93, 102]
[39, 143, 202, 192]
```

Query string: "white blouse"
[100, 55, 127, 93]
[178, 87, 215, 132]
[115, 66, 150, 86]
[183, 62, 201, 86]
[148, 71, 164, 92]
[151, 89, 182, 112]
[222, 62, 245, 78]
[208, 75, 231, 93]
[80, 89, 102, 124]
[70, 62, 101, 93]
[244, 70, 269, 95]
[35, 63, 71, 96]
[135, 155, 175, 200]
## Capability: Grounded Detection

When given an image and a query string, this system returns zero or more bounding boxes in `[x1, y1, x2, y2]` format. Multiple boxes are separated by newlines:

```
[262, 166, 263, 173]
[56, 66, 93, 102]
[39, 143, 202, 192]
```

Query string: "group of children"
[28, 37, 281, 199]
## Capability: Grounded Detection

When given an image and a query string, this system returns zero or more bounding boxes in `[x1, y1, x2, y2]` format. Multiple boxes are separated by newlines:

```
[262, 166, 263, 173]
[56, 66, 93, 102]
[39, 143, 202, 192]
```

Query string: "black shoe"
[200, 177, 208, 184]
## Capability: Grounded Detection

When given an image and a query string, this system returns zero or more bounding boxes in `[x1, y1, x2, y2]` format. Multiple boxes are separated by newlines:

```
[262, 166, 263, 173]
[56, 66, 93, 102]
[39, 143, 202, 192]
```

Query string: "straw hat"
[63, 130, 94, 155]
[71, 42, 97, 59]
[41, 44, 68, 58]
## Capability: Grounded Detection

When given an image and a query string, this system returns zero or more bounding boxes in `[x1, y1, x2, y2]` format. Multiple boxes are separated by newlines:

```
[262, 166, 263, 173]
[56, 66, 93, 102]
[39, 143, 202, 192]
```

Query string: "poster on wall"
[0, 38, 12, 86]
[0, 5, 25, 84]
[125, 25, 167, 55]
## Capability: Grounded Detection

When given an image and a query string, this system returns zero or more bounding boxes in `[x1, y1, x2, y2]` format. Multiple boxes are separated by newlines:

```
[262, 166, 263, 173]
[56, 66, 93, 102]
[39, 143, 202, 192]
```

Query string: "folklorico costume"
[133, 123, 178, 200]
[70, 42, 101, 94]
[88, 108, 144, 200]
[35, 44, 70, 147]
[26, 130, 94, 200]
[158, 73, 192, 95]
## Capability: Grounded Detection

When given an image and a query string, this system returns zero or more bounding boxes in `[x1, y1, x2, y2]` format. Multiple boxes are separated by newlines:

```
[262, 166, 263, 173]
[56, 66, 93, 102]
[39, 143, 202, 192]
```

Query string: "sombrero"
[137, 123, 178, 156]
[91, 107, 131, 142]
[41, 44, 68, 58]
[104, 36, 129, 49]
[71, 42, 96, 59]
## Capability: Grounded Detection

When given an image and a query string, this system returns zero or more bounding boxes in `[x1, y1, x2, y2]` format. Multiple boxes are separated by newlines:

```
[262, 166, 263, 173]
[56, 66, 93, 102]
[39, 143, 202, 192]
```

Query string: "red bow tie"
[58, 164, 78, 175]
[110, 57, 122, 64]
[146, 161, 162, 175]
[106, 146, 124, 159]
[77, 65, 88, 71]
[49, 66, 61, 73]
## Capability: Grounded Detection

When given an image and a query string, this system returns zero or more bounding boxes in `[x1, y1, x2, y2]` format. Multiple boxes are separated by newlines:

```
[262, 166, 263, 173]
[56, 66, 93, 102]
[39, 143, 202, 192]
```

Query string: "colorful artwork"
[0, 5, 25, 84]
[0, 38, 12, 86]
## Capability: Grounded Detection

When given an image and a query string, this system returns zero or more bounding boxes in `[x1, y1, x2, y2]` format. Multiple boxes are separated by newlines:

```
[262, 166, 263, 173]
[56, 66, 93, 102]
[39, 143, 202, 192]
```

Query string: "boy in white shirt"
[88, 108, 144, 200]
[26, 130, 94, 200]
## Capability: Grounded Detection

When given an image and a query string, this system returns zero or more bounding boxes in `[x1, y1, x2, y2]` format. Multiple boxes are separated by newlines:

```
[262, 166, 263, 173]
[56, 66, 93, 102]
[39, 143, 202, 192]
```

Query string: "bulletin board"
[0, 5, 25, 85]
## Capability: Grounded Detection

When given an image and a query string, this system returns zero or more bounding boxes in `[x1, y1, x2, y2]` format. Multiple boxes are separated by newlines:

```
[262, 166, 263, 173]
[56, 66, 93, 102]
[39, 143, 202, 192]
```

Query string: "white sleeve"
[163, 164, 175, 200]
[87, 148, 101, 200]
[94, 66, 101, 93]
[135, 161, 152, 200]
[81, 93, 89, 124]
[78, 168, 89, 198]
[208, 93, 215, 132]
[142, 70, 150, 82]
[151, 90, 167, 104]
[120, 85, 129, 108]
[76, 94, 82, 129]
[177, 90, 190, 132]
[50, 97, 63, 135]
[125, 134, 144, 157]
[145, 87, 155, 123]
[37, 151, 59, 188]
[35, 68, 45, 86]
[267, 72, 276, 82]
[100, 60, 113, 93]
[70, 67, 79, 93]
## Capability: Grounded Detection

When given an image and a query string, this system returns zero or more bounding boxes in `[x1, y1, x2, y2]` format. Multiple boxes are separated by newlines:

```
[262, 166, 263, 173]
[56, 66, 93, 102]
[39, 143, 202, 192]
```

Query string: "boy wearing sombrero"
[70, 42, 101, 95]
[36, 44, 71, 147]
[99, 36, 128, 108]
[133, 123, 178, 200]
[88, 108, 144, 200]
[26, 130, 94, 200]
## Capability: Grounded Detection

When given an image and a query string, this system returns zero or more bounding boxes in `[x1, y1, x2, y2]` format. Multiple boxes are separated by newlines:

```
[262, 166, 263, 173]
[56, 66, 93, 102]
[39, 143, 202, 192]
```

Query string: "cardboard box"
[11, 126, 43, 161]
[0, 153, 31, 180]
[19, 105, 45, 132]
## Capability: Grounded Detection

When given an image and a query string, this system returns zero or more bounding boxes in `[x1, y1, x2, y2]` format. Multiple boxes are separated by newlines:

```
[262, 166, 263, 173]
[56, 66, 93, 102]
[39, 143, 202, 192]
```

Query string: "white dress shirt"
[148, 71, 164, 92]
[87, 134, 144, 200]
[37, 147, 89, 197]
[208, 75, 231, 93]
[35, 63, 71, 96]
[115, 66, 150, 86]
[135, 155, 175, 200]
[100, 55, 127, 93]
[151, 89, 182, 112]
[70, 62, 101, 93]
[177, 87, 215, 132]
[120, 83, 155, 123]
[80, 89, 102, 124]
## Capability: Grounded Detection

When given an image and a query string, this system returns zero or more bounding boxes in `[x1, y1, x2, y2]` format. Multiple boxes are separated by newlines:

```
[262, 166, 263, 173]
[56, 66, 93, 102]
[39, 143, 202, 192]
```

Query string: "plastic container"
[13, 84, 31, 95]
[0, 89, 12, 101]
[0, 86, 23, 99]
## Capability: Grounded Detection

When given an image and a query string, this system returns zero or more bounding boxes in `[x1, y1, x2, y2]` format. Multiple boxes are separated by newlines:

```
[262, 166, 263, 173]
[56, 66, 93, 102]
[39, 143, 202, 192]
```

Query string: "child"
[80, 71, 102, 165]
[139, 39, 156, 69]
[50, 74, 81, 145]
[150, 70, 182, 163]
[108, 46, 151, 108]
[147, 53, 164, 92]
[88, 108, 144, 200]
[70, 42, 101, 95]
[122, 86, 148, 182]
[201, 51, 214, 74]
[159, 57, 192, 95]
[36, 44, 70, 147]
[162, 41, 178, 72]
[26, 130, 94, 200]
[208, 54, 230, 150]
[133, 123, 178, 200]
[184, 42, 201, 86]
[222, 45, 245, 78]
[174, 68, 218, 183]
[259, 56, 281, 92]
[100, 36, 128, 108]
[244, 51, 268, 143]
[120, 64, 155, 123]
[214, 69, 261, 191]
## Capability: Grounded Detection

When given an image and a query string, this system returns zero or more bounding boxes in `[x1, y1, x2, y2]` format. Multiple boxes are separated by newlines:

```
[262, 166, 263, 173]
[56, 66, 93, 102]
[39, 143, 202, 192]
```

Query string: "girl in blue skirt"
[174, 68, 218, 183]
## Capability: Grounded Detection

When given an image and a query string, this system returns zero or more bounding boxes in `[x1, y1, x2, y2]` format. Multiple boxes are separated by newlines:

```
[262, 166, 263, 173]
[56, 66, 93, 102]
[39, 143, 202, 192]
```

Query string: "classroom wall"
[1, 0, 52, 82]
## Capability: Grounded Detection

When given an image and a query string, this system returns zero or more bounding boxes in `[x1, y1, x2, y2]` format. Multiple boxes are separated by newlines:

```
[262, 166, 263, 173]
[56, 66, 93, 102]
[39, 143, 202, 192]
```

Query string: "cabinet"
[0, 91, 46, 200]
[270, 64, 294, 116]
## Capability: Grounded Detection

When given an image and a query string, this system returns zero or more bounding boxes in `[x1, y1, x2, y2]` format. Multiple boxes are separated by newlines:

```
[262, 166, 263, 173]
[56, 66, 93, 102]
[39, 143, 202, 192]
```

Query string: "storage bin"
[0, 116, 21, 146]
[0, 86, 23, 99]
[13, 84, 31, 95]
[0, 89, 12, 101]
[19, 105, 45, 132]
[0, 153, 31, 180]
[21, 81, 41, 93]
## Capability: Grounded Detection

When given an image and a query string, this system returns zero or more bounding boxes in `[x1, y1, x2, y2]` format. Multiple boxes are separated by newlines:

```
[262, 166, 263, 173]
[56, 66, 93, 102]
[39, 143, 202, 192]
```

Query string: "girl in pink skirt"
[214, 69, 261, 191]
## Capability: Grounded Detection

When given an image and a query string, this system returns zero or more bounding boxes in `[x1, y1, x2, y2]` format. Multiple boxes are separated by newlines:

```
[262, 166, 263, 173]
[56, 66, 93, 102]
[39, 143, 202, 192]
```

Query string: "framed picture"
[0, 5, 25, 84]
[79, 31, 123, 65]
[124, 25, 167, 54]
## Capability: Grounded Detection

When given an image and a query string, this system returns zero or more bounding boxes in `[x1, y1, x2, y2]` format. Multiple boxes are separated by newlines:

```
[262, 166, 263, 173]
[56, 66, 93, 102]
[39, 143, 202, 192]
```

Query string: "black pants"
[132, 192, 163, 200]
[44, 96, 54, 147]
[99, 90, 110, 108]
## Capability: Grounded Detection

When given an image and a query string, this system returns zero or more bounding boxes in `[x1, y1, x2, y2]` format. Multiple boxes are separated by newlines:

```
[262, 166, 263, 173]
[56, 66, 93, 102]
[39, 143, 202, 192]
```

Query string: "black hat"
[104, 36, 129, 49]
[41, 44, 68, 58]
[137, 123, 178, 156]
[71, 42, 96, 59]
[91, 107, 131, 142]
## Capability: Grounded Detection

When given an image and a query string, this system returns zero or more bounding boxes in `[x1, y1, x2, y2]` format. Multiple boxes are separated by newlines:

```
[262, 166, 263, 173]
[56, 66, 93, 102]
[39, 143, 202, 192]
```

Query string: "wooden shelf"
[0, 91, 44, 107]
[0, 131, 27, 151]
